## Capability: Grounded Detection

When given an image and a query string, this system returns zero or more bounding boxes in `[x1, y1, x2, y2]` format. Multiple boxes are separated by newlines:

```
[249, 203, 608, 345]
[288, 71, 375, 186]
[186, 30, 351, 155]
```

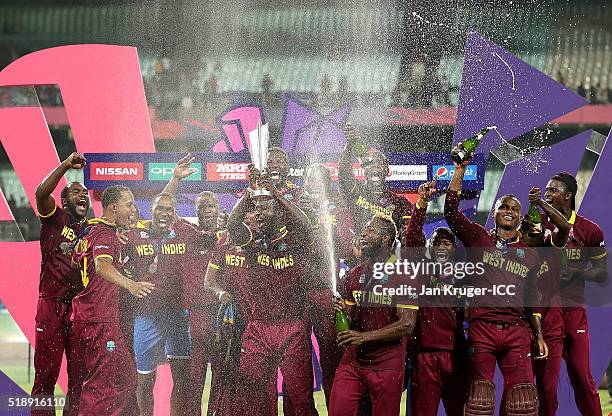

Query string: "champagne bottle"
[335, 309, 350, 333]
[525, 202, 542, 232]
[353, 139, 369, 158]
[451, 126, 497, 164]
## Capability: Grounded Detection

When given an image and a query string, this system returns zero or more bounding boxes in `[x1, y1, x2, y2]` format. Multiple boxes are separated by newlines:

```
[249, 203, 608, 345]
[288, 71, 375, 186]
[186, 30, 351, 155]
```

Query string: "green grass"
[601, 389, 612, 415]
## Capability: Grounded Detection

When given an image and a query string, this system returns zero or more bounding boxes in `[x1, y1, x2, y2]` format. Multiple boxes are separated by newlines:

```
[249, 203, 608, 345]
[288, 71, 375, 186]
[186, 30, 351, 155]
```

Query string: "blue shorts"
[133, 309, 191, 374]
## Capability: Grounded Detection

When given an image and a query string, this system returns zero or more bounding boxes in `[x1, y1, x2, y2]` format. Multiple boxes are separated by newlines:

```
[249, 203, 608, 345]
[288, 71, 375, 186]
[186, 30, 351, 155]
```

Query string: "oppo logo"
[149, 163, 202, 181]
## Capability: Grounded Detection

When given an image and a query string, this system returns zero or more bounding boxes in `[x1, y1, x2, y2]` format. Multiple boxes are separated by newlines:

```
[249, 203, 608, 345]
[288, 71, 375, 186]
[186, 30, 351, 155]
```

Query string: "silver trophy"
[248, 121, 272, 197]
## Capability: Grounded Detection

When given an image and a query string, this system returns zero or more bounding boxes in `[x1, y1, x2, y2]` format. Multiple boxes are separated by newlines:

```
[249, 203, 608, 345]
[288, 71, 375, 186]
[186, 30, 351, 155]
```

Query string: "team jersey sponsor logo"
[149, 163, 202, 181]
[433, 164, 478, 180]
[90, 163, 143, 180]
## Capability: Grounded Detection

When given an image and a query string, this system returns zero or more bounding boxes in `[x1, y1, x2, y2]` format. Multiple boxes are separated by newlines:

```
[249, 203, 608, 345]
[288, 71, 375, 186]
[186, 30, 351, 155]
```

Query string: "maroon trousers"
[284, 288, 342, 415]
[328, 363, 404, 416]
[67, 321, 136, 416]
[410, 350, 466, 416]
[233, 320, 316, 416]
[187, 308, 215, 416]
[31, 298, 73, 416]
[533, 307, 564, 416]
[561, 308, 602, 416]
[468, 320, 533, 410]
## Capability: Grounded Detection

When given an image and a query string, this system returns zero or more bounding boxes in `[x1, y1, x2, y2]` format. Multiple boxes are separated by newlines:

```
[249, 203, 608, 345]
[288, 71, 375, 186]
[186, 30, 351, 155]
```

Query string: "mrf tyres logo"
[433, 164, 478, 181]
[206, 162, 250, 181]
[90, 162, 143, 180]
[149, 163, 202, 181]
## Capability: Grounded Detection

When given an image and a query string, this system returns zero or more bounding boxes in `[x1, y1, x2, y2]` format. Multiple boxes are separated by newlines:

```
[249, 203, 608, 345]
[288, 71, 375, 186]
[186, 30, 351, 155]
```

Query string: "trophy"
[248, 121, 272, 197]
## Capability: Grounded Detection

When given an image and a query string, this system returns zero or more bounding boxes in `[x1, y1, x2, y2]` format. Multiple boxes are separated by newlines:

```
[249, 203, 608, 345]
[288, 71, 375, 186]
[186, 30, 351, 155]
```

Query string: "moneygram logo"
[90, 162, 143, 180]
[433, 165, 478, 181]
[149, 163, 202, 181]
[388, 165, 428, 181]
[206, 162, 250, 181]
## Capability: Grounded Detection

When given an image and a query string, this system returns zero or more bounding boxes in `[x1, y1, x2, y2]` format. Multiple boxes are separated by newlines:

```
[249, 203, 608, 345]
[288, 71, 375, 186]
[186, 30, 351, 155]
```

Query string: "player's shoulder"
[85, 218, 115, 236]
[39, 204, 67, 223]
[346, 263, 365, 284]
[575, 214, 603, 235]
[175, 218, 200, 234]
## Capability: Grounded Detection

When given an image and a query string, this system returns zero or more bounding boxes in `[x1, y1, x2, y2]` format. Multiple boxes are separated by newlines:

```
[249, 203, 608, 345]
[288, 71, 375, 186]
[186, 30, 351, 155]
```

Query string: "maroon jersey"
[342, 260, 418, 370]
[243, 225, 312, 322]
[315, 199, 355, 260]
[180, 219, 224, 307]
[124, 220, 202, 312]
[406, 205, 463, 351]
[278, 180, 302, 204]
[207, 236, 253, 322]
[445, 190, 540, 325]
[343, 181, 412, 239]
[542, 211, 607, 307]
[71, 218, 122, 323]
[38, 205, 85, 300]
[304, 199, 355, 290]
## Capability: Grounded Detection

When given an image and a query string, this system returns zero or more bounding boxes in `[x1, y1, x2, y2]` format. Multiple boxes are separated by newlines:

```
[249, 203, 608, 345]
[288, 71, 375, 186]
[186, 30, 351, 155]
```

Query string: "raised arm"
[35, 152, 86, 216]
[162, 153, 197, 195]
[528, 187, 569, 248]
[444, 157, 479, 243]
[268, 183, 312, 238]
[405, 179, 437, 249]
[338, 123, 359, 199]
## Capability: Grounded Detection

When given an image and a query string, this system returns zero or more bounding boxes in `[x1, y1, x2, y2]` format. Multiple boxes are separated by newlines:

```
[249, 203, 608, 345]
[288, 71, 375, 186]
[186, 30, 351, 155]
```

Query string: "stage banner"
[84, 152, 487, 193]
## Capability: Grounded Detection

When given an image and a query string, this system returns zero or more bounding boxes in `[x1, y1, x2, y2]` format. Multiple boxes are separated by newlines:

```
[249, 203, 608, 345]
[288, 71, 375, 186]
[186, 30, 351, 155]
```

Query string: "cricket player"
[405, 179, 466, 416]
[69, 185, 154, 416]
[123, 192, 201, 416]
[329, 215, 419, 416]
[444, 149, 547, 416]
[163, 154, 227, 415]
[203, 210, 260, 415]
[296, 163, 354, 408]
[542, 172, 608, 416]
[33, 152, 90, 416]
[228, 176, 318, 416]
[338, 123, 412, 244]
[266, 146, 302, 202]
[519, 186, 570, 416]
